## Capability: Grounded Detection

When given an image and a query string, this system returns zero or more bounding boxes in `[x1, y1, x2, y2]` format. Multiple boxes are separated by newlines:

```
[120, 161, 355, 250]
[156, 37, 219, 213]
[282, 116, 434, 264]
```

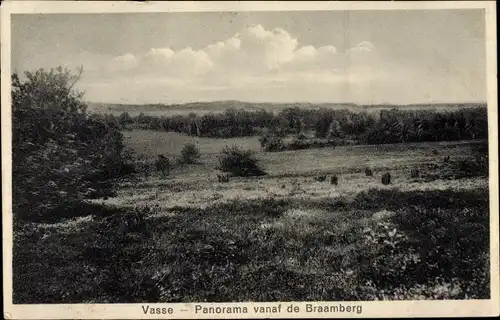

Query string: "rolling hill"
[86, 100, 487, 117]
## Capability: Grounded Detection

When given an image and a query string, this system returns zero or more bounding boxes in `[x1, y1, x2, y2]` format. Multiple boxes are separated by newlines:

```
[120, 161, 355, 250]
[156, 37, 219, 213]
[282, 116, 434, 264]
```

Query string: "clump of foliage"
[12, 66, 129, 222]
[217, 146, 266, 177]
[259, 133, 337, 153]
[346, 187, 490, 299]
[118, 111, 133, 126]
[179, 143, 201, 164]
[154, 154, 171, 177]
[288, 138, 311, 150]
[259, 134, 286, 152]
[418, 141, 489, 181]
[287, 137, 336, 151]
[133, 154, 153, 178]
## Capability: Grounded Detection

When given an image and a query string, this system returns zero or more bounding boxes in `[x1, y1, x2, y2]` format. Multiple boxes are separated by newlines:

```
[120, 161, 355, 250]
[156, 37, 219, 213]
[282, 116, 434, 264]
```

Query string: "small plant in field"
[365, 168, 373, 176]
[381, 172, 391, 185]
[217, 146, 266, 177]
[290, 178, 305, 195]
[410, 168, 420, 178]
[330, 175, 338, 185]
[155, 154, 171, 177]
[135, 155, 153, 178]
[363, 221, 408, 250]
[179, 143, 201, 164]
[315, 175, 326, 182]
[217, 173, 230, 183]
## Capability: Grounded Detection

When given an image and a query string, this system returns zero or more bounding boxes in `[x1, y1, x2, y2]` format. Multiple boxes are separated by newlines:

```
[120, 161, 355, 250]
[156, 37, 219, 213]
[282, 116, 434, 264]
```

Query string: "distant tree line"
[109, 105, 488, 145]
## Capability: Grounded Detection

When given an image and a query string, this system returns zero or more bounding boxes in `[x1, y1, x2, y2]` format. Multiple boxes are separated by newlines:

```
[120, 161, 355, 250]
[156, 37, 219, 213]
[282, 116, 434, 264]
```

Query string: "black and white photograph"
[2, 1, 498, 319]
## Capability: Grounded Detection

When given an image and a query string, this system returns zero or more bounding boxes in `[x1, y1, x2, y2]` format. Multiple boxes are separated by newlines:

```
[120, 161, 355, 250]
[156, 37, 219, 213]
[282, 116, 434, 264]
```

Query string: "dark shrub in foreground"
[217, 146, 266, 177]
[12, 67, 128, 222]
[20, 200, 122, 223]
[352, 187, 490, 299]
[353, 187, 489, 211]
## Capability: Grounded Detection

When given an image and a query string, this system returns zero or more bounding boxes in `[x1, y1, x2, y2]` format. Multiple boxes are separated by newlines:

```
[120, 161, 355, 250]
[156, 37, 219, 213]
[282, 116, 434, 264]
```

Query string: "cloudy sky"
[12, 10, 486, 105]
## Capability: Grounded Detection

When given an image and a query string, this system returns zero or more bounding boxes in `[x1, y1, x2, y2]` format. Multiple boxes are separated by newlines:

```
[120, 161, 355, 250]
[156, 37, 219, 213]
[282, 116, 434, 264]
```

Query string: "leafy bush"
[132, 154, 153, 177]
[179, 143, 201, 164]
[388, 205, 490, 299]
[154, 155, 171, 177]
[350, 188, 490, 300]
[297, 133, 308, 140]
[259, 134, 286, 152]
[288, 138, 311, 150]
[217, 146, 266, 177]
[419, 143, 489, 181]
[12, 67, 128, 222]
[260, 135, 337, 152]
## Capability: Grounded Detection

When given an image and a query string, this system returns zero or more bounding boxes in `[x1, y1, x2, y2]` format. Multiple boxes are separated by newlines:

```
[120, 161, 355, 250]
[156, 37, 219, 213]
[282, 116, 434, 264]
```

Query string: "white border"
[1, 1, 498, 319]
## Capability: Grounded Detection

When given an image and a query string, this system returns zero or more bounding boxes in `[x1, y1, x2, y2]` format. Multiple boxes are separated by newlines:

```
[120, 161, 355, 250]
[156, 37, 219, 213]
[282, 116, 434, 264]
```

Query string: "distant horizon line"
[85, 100, 488, 107]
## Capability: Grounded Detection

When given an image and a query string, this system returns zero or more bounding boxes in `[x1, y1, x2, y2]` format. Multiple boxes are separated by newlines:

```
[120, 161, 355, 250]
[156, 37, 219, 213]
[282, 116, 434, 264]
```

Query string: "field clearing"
[123, 130, 262, 157]
[112, 130, 487, 210]
[14, 133, 490, 303]
[97, 170, 487, 211]
[123, 129, 482, 175]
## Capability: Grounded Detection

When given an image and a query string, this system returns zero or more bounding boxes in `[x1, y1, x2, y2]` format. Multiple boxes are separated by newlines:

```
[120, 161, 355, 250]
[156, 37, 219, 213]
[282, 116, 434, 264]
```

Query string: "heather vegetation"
[14, 188, 490, 302]
[12, 67, 490, 303]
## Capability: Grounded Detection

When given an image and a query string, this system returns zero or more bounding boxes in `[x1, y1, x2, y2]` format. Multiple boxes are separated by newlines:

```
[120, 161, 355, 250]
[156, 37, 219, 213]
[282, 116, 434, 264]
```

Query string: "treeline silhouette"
[106, 105, 488, 145]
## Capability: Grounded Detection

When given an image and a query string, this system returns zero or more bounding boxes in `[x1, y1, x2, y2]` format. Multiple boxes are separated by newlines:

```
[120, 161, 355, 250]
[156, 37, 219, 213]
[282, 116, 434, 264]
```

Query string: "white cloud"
[346, 41, 375, 53]
[109, 53, 138, 71]
[81, 25, 384, 103]
[138, 46, 213, 78]
[285, 45, 342, 73]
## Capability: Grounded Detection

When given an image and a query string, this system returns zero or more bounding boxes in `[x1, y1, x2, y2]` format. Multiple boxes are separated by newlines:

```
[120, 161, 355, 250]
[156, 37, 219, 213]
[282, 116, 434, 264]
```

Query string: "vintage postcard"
[1, 1, 499, 319]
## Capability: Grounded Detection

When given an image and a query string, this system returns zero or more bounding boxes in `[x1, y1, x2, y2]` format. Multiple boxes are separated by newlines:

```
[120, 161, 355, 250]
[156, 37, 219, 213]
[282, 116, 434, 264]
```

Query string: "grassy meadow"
[13, 129, 490, 303]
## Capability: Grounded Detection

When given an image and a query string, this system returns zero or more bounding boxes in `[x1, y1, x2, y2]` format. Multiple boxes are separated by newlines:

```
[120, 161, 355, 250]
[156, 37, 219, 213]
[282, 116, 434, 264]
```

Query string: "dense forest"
[105, 105, 488, 146]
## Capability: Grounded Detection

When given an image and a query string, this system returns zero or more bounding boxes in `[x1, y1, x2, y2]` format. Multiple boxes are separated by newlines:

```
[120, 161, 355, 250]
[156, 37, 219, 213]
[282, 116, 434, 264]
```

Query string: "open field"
[116, 131, 488, 209]
[124, 129, 485, 173]
[13, 131, 490, 303]
[123, 130, 262, 157]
